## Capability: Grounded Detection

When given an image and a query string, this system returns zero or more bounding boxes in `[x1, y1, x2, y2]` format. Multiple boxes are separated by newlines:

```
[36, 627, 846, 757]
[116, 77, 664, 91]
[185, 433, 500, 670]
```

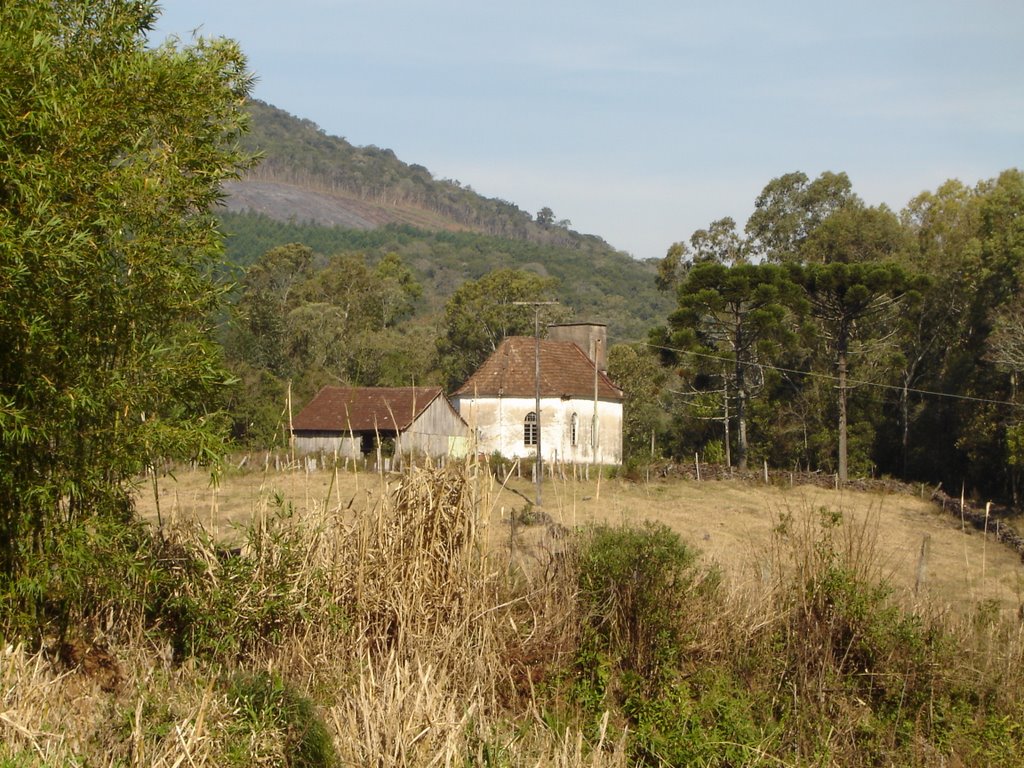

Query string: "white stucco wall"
[453, 395, 622, 465]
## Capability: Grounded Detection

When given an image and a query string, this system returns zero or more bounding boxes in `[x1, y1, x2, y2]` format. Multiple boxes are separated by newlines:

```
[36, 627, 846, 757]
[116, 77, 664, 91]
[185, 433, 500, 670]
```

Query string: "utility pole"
[592, 337, 600, 469]
[513, 300, 558, 508]
[722, 365, 731, 469]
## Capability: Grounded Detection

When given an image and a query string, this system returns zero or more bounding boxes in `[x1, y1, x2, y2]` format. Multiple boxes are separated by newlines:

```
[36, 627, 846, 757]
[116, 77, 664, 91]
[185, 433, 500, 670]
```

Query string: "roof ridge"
[454, 336, 622, 400]
[292, 385, 450, 432]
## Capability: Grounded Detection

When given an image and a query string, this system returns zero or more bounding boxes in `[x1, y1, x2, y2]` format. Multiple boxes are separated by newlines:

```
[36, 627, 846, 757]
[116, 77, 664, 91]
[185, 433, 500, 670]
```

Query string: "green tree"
[221, 243, 318, 445]
[0, 2, 253, 578]
[655, 240, 691, 292]
[895, 180, 981, 475]
[988, 292, 1024, 501]
[374, 252, 423, 328]
[974, 169, 1024, 313]
[607, 344, 667, 461]
[438, 269, 567, 390]
[689, 217, 750, 266]
[655, 217, 748, 293]
[969, 170, 1024, 496]
[746, 171, 857, 261]
[790, 259, 918, 482]
[224, 245, 435, 430]
[298, 253, 381, 334]
[988, 296, 1024, 379]
[229, 243, 315, 377]
[898, 171, 1023, 495]
[668, 261, 798, 469]
[656, 217, 797, 469]
[288, 251, 431, 384]
[778, 203, 919, 481]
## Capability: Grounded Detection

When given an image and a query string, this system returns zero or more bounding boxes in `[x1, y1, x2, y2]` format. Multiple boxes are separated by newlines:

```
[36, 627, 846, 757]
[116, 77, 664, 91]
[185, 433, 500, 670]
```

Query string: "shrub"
[701, 440, 726, 465]
[556, 522, 789, 766]
[762, 504, 1024, 765]
[574, 522, 712, 684]
[623, 668, 772, 767]
[226, 671, 337, 768]
[0, 512, 160, 645]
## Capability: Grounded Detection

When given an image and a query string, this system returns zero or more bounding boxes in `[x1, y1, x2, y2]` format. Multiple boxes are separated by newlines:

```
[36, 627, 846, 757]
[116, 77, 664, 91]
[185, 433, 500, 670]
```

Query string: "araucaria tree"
[668, 261, 796, 469]
[658, 217, 797, 469]
[791, 261, 917, 482]
[0, 2, 253, 577]
[789, 204, 918, 482]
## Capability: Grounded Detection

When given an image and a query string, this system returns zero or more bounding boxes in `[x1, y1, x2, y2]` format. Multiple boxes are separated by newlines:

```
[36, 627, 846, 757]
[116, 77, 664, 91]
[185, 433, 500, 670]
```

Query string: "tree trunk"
[837, 346, 848, 483]
[899, 354, 924, 477]
[1013, 372, 1020, 506]
[736, 386, 748, 470]
[901, 378, 910, 475]
[735, 334, 748, 470]
[723, 377, 732, 469]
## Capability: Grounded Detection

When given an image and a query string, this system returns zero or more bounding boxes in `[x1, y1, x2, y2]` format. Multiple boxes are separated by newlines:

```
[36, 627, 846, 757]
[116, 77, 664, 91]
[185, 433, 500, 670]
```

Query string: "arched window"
[524, 411, 537, 446]
[570, 412, 579, 446]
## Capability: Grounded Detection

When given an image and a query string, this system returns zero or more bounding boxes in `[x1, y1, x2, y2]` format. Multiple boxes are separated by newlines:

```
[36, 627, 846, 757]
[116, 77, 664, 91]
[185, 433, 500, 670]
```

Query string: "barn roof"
[292, 386, 456, 432]
[454, 337, 623, 400]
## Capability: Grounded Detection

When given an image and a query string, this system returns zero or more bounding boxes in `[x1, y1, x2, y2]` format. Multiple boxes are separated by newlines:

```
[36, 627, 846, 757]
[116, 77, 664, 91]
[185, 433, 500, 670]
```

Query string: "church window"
[524, 411, 538, 446]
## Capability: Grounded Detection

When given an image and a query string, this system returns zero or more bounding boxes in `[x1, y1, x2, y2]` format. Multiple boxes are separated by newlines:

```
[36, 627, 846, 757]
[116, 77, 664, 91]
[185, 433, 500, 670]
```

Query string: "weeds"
[2, 466, 1024, 766]
[574, 522, 709, 685]
[226, 671, 337, 768]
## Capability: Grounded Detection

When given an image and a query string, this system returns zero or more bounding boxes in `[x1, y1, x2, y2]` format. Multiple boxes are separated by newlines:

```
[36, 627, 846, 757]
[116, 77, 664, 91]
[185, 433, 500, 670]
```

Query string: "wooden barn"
[291, 386, 469, 460]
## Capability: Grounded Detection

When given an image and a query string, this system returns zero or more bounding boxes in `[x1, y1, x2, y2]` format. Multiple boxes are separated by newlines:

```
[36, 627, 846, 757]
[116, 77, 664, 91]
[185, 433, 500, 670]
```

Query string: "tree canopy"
[745, 171, 857, 261]
[650, 169, 1023, 497]
[0, 1, 253, 577]
[437, 269, 568, 390]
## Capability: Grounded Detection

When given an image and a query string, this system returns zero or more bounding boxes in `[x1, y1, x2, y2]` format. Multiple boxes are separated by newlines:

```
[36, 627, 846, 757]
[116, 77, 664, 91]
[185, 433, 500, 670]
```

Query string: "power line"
[645, 343, 1022, 409]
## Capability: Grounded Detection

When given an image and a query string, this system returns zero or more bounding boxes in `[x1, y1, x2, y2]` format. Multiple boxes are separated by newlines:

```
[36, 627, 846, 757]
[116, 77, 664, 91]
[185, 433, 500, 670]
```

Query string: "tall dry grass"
[0, 459, 628, 766]
[3, 460, 1024, 766]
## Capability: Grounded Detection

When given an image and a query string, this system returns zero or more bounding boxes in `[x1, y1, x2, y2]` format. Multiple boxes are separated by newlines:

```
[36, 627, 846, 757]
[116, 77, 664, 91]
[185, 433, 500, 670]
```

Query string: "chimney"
[547, 323, 608, 372]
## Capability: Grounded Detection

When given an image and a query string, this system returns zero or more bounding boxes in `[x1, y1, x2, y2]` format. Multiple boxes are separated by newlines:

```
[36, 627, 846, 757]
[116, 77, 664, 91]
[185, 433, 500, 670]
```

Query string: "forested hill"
[228, 100, 605, 249]
[219, 100, 673, 342]
[219, 213, 671, 343]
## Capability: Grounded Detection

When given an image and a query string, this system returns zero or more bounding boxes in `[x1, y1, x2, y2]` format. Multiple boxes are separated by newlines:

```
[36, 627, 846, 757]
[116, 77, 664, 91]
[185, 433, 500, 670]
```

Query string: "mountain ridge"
[218, 100, 673, 345]
[230, 100, 617, 252]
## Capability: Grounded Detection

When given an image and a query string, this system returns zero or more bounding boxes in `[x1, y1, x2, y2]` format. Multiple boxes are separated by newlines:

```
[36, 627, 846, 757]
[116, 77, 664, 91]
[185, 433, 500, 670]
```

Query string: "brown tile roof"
[292, 387, 452, 432]
[454, 337, 623, 400]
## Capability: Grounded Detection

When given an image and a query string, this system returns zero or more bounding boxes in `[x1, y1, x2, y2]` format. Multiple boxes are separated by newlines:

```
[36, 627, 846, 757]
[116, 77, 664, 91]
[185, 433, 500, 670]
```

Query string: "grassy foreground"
[2, 460, 1024, 766]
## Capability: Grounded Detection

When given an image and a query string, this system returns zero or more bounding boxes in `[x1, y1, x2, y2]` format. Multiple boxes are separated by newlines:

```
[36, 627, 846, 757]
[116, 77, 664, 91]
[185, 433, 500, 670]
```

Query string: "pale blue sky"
[154, 1, 1023, 262]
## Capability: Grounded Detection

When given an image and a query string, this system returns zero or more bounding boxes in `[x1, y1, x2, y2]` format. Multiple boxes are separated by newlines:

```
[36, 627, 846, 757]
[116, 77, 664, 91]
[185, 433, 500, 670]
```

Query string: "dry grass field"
[135, 459, 1024, 619]
[6, 458, 1024, 766]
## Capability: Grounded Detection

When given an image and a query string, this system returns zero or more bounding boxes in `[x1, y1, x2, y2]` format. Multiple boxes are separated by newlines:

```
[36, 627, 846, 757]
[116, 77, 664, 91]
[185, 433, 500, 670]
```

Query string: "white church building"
[452, 324, 624, 465]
